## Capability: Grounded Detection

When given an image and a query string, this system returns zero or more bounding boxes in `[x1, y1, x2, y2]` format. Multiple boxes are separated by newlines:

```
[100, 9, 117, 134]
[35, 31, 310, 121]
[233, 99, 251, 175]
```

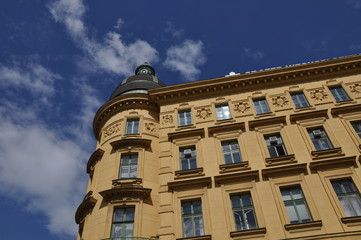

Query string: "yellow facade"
[76, 55, 361, 240]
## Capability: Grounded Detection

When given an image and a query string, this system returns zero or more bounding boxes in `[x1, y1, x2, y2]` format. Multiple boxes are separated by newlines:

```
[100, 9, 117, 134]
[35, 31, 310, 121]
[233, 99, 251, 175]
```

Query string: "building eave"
[149, 54, 361, 104]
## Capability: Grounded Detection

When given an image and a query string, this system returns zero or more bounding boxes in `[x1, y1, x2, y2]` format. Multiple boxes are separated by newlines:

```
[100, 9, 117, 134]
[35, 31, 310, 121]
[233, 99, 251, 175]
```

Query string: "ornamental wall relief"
[196, 108, 212, 119]
[144, 122, 157, 133]
[233, 101, 250, 113]
[102, 122, 122, 141]
[271, 95, 289, 108]
[161, 115, 173, 125]
[309, 88, 329, 101]
[350, 83, 361, 94]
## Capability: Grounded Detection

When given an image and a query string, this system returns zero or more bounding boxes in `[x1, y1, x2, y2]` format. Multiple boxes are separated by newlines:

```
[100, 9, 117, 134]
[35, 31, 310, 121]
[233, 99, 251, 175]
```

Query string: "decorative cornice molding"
[168, 177, 212, 190]
[86, 149, 104, 176]
[149, 55, 361, 104]
[110, 138, 151, 151]
[262, 163, 307, 178]
[208, 122, 245, 135]
[214, 170, 259, 184]
[93, 94, 159, 140]
[289, 109, 328, 123]
[99, 187, 151, 203]
[249, 116, 286, 129]
[75, 191, 97, 224]
[309, 156, 356, 170]
[168, 128, 205, 141]
[331, 103, 361, 116]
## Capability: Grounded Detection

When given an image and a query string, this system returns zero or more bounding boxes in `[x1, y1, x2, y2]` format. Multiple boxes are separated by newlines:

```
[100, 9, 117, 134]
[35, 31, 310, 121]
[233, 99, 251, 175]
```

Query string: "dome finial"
[135, 62, 155, 76]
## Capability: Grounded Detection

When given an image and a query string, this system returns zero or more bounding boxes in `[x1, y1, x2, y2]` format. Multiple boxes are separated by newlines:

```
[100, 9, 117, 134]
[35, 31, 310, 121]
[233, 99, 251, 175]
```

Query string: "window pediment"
[75, 191, 97, 224]
[168, 177, 211, 191]
[168, 128, 205, 141]
[86, 149, 104, 177]
[99, 187, 151, 203]
[249, 116, 286, 129]
[208, 122, 245, 136]
[110, 138, 151, 151]
[289, 109, 328, 123]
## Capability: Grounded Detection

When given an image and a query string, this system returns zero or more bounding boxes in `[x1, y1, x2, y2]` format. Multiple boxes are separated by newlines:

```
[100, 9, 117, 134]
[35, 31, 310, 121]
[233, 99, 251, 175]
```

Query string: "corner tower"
[76, 63, 164, 240]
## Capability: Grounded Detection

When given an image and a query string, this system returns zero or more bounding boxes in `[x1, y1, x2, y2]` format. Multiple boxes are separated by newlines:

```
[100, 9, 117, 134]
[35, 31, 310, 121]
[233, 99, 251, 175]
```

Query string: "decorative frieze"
[309, 88, 329, 102]
[145, 122, 157, 133]
[75, 191, 97, 224]
[233, 101, 251, 113]
[271, 95, 289, 108]
[350, 83, 361, 94]
[195, 108, 212, 119]
[162, 115, 173, 125]
[102, 121, 122, 142]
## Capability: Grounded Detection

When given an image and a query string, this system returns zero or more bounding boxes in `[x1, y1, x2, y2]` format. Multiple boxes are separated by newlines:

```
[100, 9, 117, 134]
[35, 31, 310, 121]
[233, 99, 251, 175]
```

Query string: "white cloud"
[163, 39, 206, 81]
[114, 18, 124, 30]
[0, 61, 61, 97]
[0, 59, 99, 238]
[48, 0, 158, 76]
[243, 48, 265, 60]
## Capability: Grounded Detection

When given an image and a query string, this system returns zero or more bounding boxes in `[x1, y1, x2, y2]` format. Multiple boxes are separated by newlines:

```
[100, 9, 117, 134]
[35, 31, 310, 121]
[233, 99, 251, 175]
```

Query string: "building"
[75, 55, 361, 240]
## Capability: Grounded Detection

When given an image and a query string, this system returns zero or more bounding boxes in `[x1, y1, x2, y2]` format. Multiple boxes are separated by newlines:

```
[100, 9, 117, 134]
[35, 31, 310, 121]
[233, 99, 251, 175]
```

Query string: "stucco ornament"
[162, 115, 173, 125]
[272, 95, 289, 107]
[196, 108, 212, 119]
[103, 123, 121, 139]
[310, 89, 328, 101]
[350, 83, 361, 94]
[233, 101, 250, 113]
[145, 122, 156, 133]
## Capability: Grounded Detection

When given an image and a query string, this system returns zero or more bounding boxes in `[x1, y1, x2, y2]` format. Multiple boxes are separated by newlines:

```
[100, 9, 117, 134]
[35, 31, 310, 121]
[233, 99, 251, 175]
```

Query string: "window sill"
[230, 227, 266, 238]
[284, 220, 322, 232]
[215, 118, 235, 125]
[112, 178, 142, 187]
[265, 154, 296, 166]
[334, 100, 356, 106]
[254, 112, 275, 119]
[219, 161, 250, 173]
[294, 106, 316, 112]
[175, 168, 204, 179]
[176, 124, 196, 131]
[311, 147, 343, 159]
[176, 235, 211, 240]
[341, 216, 361, 225]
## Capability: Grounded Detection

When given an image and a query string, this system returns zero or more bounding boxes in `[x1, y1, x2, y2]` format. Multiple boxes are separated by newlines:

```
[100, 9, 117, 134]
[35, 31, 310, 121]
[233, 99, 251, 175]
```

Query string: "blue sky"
[1, 0, 361, 239]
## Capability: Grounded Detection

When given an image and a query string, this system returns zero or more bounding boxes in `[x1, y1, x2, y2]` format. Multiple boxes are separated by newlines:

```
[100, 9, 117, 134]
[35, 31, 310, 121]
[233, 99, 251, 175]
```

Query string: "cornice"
[214, 170, 259, 184]
[331, 103, 361, 116]
[289, 109, 328, 123]
[262, 163, 307, 178]
[75, 191, 97, 224]
[168, 176, 212, 190]
[99, 187, 151, 203]
[86, 148, 104, 176]
[208, 122, 245, 135]
[110, 138, 152, 151]
[249, 116, 286, 129]
[93, 94, 159, 140]
[168, 128, 205, 141]
[309, 156, 356, 170]
[149, 55, 361, 104]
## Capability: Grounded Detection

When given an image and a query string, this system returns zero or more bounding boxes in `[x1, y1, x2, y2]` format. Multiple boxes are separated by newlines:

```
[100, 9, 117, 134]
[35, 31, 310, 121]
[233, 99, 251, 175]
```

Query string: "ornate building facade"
[76, 55, 361, 240]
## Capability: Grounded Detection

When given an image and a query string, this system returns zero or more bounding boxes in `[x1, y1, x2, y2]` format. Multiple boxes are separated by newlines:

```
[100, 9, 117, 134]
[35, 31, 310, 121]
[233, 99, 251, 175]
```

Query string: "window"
[182, 200, 204, 238]
[222, 140, 242, 164]
[180, 147, 197, 170]
[111, 207, 135, 239]
[281, 186, 312, 224]
[253, 98, 271, 114]
[178, 110, 192, 126]
[119, 154, 138, 179]
[329, 86, 351, 102]
[332, 179, 361, 217]
[352, 121, 361, 138]
[291, 92, 310, 108]
[216, 104, 231, 120]
[230, 193, 258, 231]
[308, 127, 333, 150]
[125, 118, 139, 134]
[264, 134, 287, 158]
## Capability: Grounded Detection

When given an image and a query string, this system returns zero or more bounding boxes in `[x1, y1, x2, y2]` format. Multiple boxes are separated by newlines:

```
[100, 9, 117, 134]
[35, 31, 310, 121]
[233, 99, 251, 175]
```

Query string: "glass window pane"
[183, 217, 193, 237]
[245, 208, 257, 229]
[193, 200, 202, 213]
[285, 202, 299, 223]
[339, 195, 355, 217]
[296, 201, 311, 222]
[241, 193, 252, 207]
[113, 209, 125, 222]
[112, 224, 122, 237]
[194, 216, 204, 236]
[231, 195, 241, 208]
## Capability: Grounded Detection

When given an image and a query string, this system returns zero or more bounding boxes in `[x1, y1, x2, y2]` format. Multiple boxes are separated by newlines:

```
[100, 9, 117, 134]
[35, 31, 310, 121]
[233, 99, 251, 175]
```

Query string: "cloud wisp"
[0, 59, 98, 238]
[48, 0, 158, 77]
[163, 39, 206, 81]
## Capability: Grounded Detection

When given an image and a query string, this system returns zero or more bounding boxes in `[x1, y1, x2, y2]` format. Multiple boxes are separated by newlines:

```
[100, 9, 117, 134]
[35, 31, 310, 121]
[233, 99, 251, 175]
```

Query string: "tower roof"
[109, 62, 166, 100]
